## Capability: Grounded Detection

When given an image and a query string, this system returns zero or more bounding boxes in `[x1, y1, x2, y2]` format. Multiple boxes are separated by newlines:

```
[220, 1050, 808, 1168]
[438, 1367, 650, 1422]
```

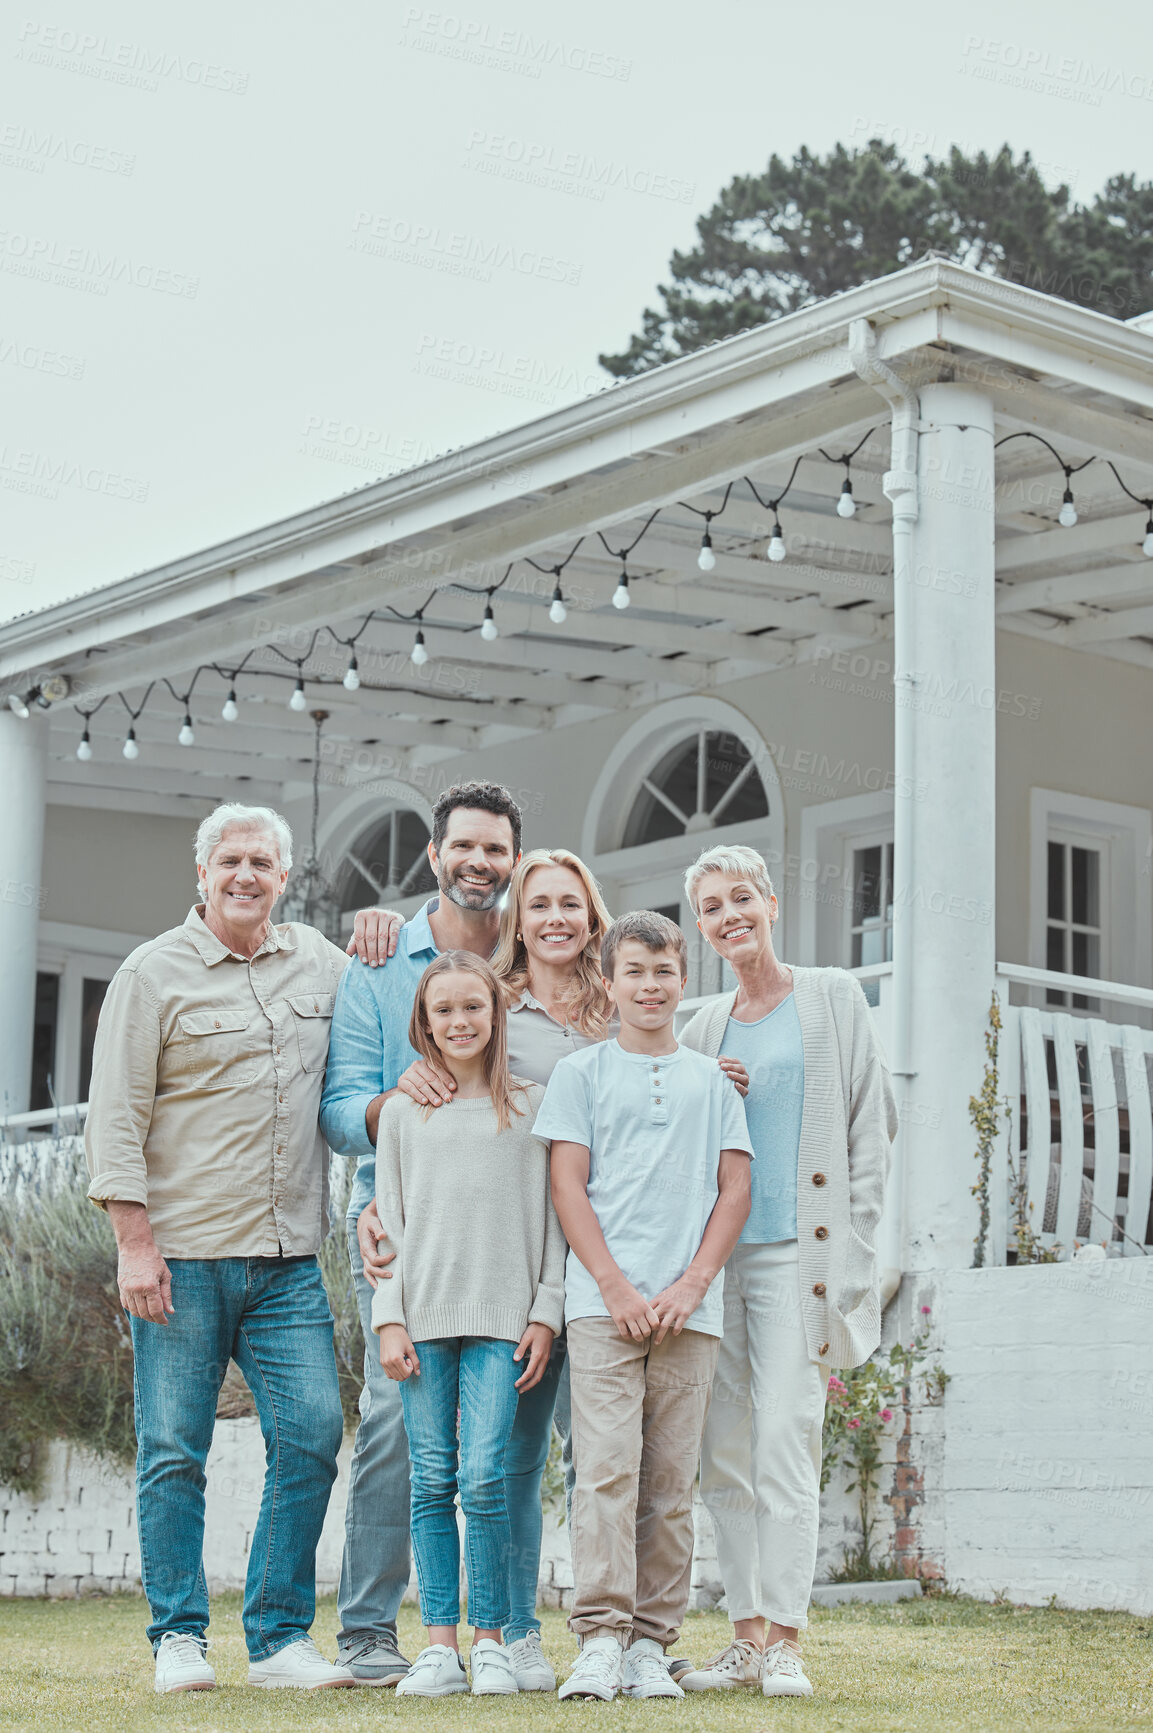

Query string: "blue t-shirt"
[721, 994, 804, 1245]
[532, 1039, 753, 1338]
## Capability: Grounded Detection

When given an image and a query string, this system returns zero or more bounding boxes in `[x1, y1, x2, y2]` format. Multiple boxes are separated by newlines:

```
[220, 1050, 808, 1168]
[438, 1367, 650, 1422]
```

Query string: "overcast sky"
[0, 0, 1143, 623]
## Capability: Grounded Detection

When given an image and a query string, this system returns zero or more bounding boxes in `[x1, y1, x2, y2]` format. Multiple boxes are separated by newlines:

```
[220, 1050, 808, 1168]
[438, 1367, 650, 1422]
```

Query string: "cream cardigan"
[681, 967, 897, 1369]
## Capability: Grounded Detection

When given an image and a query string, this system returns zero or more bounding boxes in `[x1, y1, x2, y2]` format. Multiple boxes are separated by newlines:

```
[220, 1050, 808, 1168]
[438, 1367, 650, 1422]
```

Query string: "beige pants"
[566, 1317, 719, 1649]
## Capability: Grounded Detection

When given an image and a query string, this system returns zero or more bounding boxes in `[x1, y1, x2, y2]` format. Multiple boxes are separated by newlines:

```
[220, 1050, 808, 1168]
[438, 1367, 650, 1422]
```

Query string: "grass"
[1, 1594, 1151, 1732]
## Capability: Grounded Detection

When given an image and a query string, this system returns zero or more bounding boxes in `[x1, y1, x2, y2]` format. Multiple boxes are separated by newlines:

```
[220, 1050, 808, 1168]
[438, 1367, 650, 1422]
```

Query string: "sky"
[0, 0, 1144, 623]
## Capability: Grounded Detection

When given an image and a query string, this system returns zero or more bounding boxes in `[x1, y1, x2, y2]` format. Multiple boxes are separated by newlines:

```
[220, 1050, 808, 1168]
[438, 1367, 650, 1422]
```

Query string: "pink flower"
[920, 1305, 932, 1314]
[847, 1417, 861, 1429]
[880, 1408, 894, 1422]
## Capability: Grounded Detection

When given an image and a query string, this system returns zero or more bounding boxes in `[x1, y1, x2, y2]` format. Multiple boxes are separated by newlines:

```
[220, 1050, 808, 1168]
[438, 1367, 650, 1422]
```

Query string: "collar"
[509, 987, 543, 1013]
[400, 896, 441, 959]
[183, 903, 287, 967]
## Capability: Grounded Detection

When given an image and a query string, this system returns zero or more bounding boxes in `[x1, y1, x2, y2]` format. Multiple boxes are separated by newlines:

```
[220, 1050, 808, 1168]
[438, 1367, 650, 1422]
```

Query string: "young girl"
[372, 951, 566, 1698]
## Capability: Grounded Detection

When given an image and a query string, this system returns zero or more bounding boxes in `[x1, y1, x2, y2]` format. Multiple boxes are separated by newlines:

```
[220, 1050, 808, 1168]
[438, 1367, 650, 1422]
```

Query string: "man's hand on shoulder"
[347, 907, 405, 968]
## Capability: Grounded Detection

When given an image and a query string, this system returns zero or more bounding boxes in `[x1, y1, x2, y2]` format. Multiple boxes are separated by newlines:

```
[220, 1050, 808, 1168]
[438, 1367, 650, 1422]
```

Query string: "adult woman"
[676, 843, 897, 1700]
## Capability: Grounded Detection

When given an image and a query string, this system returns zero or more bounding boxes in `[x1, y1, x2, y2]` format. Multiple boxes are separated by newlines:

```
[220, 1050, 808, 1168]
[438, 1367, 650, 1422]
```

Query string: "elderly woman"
[675, 843, 897, 1700]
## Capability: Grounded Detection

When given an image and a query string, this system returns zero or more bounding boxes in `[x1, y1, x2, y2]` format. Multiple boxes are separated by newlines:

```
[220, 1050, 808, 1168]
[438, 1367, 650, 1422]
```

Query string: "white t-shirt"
[532, 1038, 753, 1338]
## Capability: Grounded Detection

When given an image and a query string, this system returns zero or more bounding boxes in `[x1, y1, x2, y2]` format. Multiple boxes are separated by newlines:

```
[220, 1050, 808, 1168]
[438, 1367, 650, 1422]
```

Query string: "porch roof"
[4, 257, 1153, 812]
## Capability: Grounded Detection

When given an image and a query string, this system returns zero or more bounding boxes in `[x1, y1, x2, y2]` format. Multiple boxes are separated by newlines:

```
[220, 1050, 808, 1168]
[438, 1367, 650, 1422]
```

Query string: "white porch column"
[0, 710, 48, 1116]
[896, 383, 997, 1272]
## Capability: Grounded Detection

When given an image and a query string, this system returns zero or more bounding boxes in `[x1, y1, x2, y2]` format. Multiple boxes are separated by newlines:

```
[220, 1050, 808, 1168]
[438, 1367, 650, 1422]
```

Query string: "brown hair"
[491, 849, 613, 1039]
[601, 910, 688, 981]
[409, 951, 528, 1131]
[430, 781, 522, 857]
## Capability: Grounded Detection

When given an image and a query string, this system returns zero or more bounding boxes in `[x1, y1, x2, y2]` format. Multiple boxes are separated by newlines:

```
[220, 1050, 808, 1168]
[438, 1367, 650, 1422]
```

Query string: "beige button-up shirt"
[85, 905, 348, 1259]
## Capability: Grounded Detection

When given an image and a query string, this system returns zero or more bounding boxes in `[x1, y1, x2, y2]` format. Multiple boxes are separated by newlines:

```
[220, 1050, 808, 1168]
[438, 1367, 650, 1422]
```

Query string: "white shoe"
[507, 1631, 556, 1692]
[247, 1636, 357, 1689]
[558, 1635, 624, 1701]
[681, 1636, 763, 1691]
[622, 1636, 684, 1699]
[761, 1639, 813, 1697]
[153, 1631, 215, 1694]
[395, 1644, 469, 1697]
[470, 1638, 519, 1695]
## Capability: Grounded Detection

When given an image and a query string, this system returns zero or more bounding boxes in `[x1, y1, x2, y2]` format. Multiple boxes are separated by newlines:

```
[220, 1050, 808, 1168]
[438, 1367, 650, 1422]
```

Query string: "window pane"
[852, 846, 882, 924]
[857, 922, 886, 967]
[1071, 929, 1100, 980]
[1046, 924, 1066, 974]
[1071, 846, 1099, 929]
[30, 971, 60, 1112]
[703, 733, 769, 824]
[78, 978, 110, 1102]
[1047, 841, 1065, 921]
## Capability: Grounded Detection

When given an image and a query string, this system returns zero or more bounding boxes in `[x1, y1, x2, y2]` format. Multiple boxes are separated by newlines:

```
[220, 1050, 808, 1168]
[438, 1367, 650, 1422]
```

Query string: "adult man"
[319, 781, 522, 1687]
[85, 802, 395, 1695]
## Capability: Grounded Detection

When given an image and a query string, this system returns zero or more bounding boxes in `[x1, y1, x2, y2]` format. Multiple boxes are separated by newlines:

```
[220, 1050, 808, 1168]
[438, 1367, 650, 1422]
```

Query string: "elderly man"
[85, 801, 393, 1695]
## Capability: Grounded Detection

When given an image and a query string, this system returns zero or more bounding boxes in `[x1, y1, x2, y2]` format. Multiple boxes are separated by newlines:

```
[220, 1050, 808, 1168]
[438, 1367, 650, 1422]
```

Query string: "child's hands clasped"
[379, 1324, 420, 1380]
[513, 1323, 555, 1391]
[651, 1271, 709, 1342]
[602, 1273, 662, 1342]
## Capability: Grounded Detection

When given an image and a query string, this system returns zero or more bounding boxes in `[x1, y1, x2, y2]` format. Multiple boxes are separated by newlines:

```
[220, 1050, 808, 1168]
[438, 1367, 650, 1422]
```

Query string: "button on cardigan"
[680, 966, 898, 1369]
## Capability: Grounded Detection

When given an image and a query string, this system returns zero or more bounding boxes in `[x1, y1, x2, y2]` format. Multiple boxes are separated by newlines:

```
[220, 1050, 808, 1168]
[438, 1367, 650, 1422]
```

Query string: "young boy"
[534, 910, 753, 1702]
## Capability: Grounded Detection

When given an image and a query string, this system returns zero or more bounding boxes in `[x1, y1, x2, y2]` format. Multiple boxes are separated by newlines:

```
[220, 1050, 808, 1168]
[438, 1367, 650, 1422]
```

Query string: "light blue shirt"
[532, 1040, 753, 1338]
[319, 898, 440, 1216]
[721, 994, 804, 1245]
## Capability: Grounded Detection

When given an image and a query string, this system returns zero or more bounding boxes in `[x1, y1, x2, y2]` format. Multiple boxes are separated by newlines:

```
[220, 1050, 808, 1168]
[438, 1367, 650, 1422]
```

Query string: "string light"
[411, 628, 429, 665]
[837, 477, 856, 518]
[178, 713, 195, 747]
[222, 689, 239, 721]
[819, 429, 878, 524]
[767, 521, 787, 562]
[7, 690, 32, 719]
[1144, 516, 1153, 559]
[343, 653, 360, 691]
[995, 433, 1094, 532]
[1058, 478, 1078, 528]
[698, 530, 716, 572]
[480, 601, 499, 641]
[746, 460, 802, 567]
[548, 581, 567, 624]
[612, 568, 631, 610]
[289, 672, 308, 711]
[76, 726, 92, 762]
[122, 726, 139, 760]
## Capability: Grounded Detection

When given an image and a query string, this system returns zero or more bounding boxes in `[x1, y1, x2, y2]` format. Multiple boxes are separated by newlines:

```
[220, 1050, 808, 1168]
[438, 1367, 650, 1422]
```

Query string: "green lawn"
[0, 1593, 1150, 1732]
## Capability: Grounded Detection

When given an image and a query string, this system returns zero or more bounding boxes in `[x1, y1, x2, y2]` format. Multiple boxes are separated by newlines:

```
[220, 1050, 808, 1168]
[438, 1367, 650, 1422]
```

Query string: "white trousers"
[699, 1240, 829, 1629]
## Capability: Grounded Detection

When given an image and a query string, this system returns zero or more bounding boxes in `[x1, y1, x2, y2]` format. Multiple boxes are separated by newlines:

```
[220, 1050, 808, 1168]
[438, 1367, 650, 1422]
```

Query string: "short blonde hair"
[684, 843, 775, 914]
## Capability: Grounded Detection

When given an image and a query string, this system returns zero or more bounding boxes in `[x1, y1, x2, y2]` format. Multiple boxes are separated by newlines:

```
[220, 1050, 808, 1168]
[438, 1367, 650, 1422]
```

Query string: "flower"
[880, 1407, 894, 1423]
[920, 1304, 932, 1314]
[847, 1417, 861, 1429]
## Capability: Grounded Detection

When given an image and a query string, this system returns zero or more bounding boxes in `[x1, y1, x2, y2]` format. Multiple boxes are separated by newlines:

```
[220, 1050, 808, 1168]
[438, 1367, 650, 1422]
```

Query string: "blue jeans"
[129, 1257, 343, 1660]
[399, 1338, 521, 1630]
[504, 1338, 570, 1641]
[337, 1221, 413, 1647]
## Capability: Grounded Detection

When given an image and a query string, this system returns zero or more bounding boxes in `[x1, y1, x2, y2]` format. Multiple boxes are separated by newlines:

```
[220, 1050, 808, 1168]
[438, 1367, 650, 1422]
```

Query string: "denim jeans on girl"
[129, 1256, 344, 1660]
[503, 1336, 571, 1641]
[399, 1337, 520, 1630]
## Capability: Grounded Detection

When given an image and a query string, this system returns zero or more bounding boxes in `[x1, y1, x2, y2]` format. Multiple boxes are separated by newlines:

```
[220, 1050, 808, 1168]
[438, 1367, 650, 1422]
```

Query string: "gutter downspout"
[847, 317, 919, 1311]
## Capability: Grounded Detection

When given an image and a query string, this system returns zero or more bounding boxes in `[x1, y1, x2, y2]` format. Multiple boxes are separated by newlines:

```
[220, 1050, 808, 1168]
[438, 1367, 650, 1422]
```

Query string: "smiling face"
[198, 826, 288, 940]
[420, 968, 495, 1066]
[429, 806, 517, 912]
[604, 938, 685, 1033]
[520, 864, 591, 970]
[694, 871, 777, 969]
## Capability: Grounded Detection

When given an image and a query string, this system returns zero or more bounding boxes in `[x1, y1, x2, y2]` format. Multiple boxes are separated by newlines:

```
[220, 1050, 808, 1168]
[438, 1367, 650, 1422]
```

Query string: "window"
[335, 807, 437, 915]
[1045, 835, 1105, 1009]
[1029, 791, 1152, 1016]
[30, 971, 61, 1111]
[798, 791, 896, 968]
[622, 730, 769, 849]
[848, 838, 895, 968]
[78, 977, 109, 1101]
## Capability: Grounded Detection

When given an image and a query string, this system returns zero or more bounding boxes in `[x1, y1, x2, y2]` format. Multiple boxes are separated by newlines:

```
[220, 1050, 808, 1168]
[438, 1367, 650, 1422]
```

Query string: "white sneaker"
[153, 1631, 215, 1694]
[622, 1636, 684, 1699]
[761, 1639, 813, 1697]
[247, 1636, 357, 1689]
[395, 1644, 469, 1697]
[470, 1638, 519, 1695]
[681, 1636, 763, 1691]
[507, 1630, 556, 1691]
[558, 1635, 624, 1701]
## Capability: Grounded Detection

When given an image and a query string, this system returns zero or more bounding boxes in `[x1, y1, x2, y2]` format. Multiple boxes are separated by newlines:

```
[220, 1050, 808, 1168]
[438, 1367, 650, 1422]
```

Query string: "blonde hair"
[409, 952, 528, 1132]
[684, 843, 776, 914]
[491, 849, 612, 1040]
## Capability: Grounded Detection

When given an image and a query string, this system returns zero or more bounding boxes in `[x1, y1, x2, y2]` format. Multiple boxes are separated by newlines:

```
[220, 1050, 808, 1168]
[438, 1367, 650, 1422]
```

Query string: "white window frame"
[843, 827, 896, 970]
[1028, 789, 1152, 993]
[797, 791, 895, 966]
[36, 922, 145, 1106]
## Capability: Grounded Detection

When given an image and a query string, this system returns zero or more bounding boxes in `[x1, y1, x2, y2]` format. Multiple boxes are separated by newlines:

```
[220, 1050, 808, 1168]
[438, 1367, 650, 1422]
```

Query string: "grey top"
[505, 988, 607, 1085]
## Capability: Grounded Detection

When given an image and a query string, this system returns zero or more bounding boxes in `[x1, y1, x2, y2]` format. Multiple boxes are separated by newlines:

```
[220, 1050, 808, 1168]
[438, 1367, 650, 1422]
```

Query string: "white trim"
[1028, 789, 1152, 990]
[797, 791, 895, 965]
[39, 921, 149, 958]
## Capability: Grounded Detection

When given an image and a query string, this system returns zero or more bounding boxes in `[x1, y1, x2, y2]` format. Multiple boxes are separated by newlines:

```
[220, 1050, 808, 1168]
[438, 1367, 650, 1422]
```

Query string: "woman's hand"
[379, 1324, 420, 1380]
[396, 1056, 458, 1108]
[347, 908, 405, 967]
[717, 1055, 750, 1097]
[356, 1198, 396, 1290]
[513, 1323, 555, 1391]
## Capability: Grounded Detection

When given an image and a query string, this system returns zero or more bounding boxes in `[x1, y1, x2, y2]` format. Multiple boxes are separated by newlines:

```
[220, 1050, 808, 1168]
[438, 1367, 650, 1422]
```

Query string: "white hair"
[684, 842, 775, 914]
[195, 803, 293, 878]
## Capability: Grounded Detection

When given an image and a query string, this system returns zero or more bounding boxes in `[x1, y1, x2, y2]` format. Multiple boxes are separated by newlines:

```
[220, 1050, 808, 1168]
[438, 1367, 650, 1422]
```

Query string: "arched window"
[622, 729, 770, 848]
[335, 807, 437, 913]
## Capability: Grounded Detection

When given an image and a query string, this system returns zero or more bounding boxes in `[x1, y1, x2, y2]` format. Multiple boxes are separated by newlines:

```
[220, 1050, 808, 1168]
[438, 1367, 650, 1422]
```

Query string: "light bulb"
[480, 604, 499, 641]
[343, 655, 360, 692]
[612, 573, 630, 609]
[178, 714, 195, 747]
[122, 728, 139, 760]
[7, 692, 30, 719]
[837, 478, 856, 518]
[411, 629, 429, 666]
[768, 521, 787, 562]
[1058, 487, 1077, 528]
[1143, 517, 1153, 557]
[76, 730, 92, 762]
[289, 677, 308, 711]
[222, 690, 238, 722]
[697, 530, 716, 572]
[549, 583, 567, 625]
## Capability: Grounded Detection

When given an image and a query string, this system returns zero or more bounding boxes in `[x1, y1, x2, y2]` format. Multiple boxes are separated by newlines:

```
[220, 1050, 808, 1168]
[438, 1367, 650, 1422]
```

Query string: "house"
[2, 257, 1151, 1609]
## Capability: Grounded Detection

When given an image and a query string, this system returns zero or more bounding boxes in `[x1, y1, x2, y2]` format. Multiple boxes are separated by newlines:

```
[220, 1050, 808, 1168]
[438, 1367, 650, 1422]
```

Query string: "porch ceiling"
[4, 258, 1153, 810]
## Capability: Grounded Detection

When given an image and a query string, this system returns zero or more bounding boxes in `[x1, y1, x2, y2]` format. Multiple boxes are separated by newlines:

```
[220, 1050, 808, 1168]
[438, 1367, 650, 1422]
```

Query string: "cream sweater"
[370, 1083, 567, 1344]
[681, 967, 897, 1369]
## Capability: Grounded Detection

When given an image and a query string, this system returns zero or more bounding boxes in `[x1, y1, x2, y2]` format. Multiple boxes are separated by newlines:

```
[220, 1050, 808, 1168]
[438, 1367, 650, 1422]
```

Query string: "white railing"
[993, 964, 1153, 1262]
